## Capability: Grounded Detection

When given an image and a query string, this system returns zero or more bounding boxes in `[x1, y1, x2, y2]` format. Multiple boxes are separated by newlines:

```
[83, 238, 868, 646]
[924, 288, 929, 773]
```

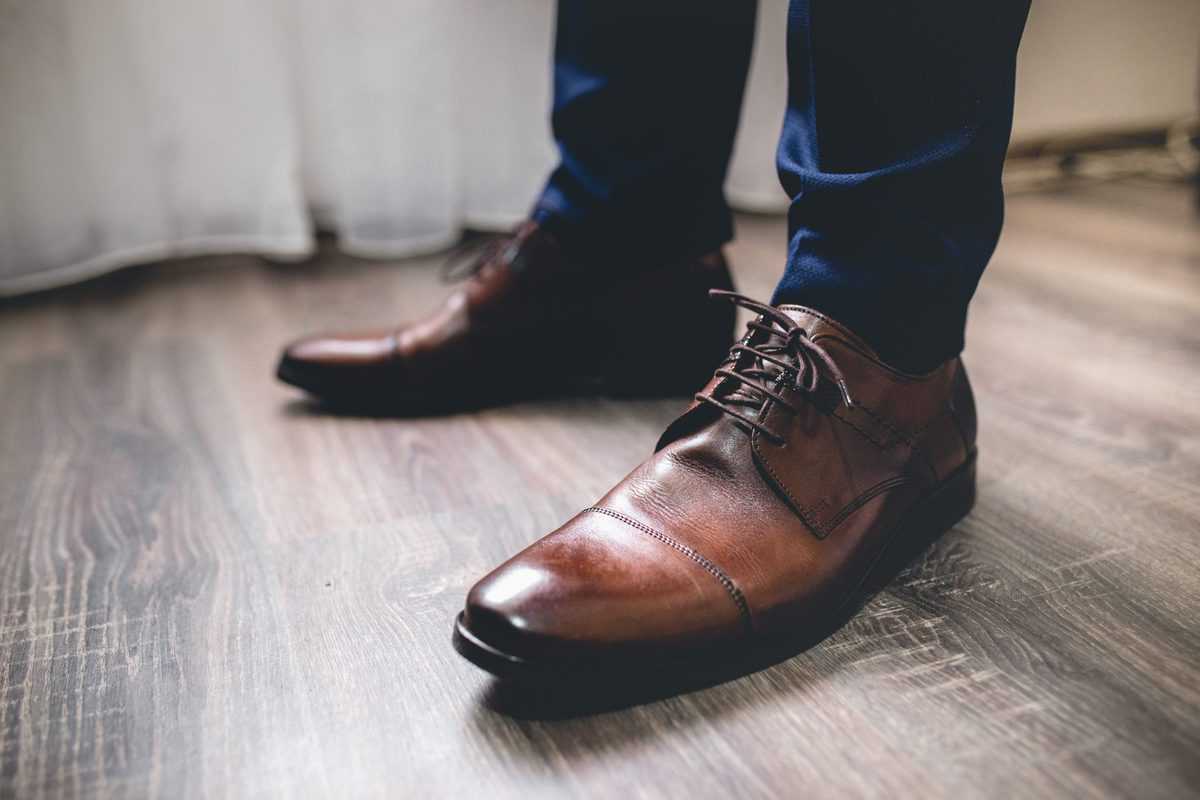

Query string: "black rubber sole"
[452, 453, 978, 689]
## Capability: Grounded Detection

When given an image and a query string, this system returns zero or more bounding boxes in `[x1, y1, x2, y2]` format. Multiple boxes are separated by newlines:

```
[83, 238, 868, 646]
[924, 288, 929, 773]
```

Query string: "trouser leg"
[533, 0, 758, 270]
[771, 0, 1031, 372]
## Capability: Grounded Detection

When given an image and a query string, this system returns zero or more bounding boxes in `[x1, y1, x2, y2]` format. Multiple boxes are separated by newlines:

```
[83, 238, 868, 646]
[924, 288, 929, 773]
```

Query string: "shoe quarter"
[752, 399, 911, 539]
[750, 340, 956, 539]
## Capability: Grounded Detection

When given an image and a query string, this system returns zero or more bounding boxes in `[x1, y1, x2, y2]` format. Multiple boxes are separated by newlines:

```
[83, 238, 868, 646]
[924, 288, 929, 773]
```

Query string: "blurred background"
[1, 0, 1198, 295]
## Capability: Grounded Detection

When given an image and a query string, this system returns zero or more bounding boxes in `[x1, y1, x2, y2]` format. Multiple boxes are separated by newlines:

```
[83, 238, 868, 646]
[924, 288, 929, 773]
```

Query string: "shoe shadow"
[471, 580, 887, 723]
[459, 605, 877, 772]
[280, 388, 694, 421]
[280, 396, 496, 420]
[475, 626, 840, 722]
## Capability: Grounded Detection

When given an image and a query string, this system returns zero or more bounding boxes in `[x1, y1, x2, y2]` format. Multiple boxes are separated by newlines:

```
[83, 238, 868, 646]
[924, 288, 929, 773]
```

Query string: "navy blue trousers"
[533, 0, 1031, 372]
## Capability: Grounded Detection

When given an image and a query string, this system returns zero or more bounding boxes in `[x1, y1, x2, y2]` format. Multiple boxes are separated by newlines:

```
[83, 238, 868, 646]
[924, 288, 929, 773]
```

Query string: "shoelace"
[696, 290, 853, 444]
[438, 233, 516, 283]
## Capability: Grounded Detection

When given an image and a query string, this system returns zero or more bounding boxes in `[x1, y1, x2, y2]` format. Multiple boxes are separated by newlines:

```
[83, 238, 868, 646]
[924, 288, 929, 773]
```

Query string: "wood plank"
[1, 183, 1198, 798]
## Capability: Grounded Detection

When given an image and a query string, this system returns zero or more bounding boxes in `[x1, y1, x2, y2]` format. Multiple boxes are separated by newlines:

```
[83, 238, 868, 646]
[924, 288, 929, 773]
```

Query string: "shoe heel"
[915, 452, 977, 537]
[857, 453, 977, 599]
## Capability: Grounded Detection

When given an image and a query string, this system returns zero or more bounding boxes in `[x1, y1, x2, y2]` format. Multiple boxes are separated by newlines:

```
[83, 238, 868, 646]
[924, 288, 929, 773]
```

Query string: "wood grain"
[1, 183, 1198, 799]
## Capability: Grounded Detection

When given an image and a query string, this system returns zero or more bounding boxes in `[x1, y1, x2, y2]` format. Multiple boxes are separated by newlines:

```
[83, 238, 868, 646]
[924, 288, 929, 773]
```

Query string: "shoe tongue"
[775, 304, 880, 360]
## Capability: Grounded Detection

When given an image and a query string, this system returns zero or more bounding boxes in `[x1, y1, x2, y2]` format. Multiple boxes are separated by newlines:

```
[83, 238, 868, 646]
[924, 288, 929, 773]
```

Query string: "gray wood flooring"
[1, 181, 1198, 798]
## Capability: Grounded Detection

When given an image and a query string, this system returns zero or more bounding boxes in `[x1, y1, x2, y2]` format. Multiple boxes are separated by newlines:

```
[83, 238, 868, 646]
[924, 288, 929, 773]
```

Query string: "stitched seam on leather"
[833, 407, 937, 485]
[837, 401, 946, 455]
[851, 403, 916, 446]
[583, 506, 753, 629]
[833, 409, 892, 452]
[754, 420, 915, 538]
[823, 476, 911, 532]
[750, 431, 832, 540]
[835, 401, 953, 502]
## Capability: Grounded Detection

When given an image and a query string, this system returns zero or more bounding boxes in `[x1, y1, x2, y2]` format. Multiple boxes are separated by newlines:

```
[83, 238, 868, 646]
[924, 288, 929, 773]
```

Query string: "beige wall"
[1013, 0, 1199, 138]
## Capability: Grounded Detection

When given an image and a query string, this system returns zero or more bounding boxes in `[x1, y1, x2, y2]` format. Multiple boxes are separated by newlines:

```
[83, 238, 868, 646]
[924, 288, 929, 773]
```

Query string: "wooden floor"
[1, 181, 1198, 799]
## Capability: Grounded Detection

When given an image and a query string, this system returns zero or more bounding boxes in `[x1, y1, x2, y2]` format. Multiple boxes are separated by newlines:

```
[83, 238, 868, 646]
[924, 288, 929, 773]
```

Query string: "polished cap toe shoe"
[454, 292, 979, 680]
[277, 221, 737, 412]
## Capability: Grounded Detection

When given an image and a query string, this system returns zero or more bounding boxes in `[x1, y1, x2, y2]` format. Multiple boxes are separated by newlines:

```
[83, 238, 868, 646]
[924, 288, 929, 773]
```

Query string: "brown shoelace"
[696, 290, 853, 444]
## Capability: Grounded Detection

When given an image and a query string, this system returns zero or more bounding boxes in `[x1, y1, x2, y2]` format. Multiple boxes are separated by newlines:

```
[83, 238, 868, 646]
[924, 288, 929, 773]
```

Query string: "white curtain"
[0, 0, 789, 296]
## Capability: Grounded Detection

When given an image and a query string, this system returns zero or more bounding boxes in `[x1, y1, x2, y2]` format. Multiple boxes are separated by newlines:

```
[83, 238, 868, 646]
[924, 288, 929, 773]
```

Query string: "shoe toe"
[276, 330, 399, 396]
[282, 330, 397, 366]
[461, 513, 746, 664]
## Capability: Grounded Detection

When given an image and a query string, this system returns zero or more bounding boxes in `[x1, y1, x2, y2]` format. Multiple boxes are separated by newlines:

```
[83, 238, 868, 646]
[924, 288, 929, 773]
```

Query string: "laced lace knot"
[696, 290, 853, 445]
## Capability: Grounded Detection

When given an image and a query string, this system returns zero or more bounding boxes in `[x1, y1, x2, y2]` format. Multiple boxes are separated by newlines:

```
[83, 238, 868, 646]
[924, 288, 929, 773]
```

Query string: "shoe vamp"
[472, 510, 749, 655]
[596, 417, 884, 628]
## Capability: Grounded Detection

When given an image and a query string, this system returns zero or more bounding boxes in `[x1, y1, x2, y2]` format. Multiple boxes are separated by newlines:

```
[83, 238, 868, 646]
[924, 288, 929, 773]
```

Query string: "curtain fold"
[0, 0, 788, 296]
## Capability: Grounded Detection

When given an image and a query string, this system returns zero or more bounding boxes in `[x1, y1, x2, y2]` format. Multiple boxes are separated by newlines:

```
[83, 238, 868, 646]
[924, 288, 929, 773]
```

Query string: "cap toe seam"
[582, 506, 753, 632]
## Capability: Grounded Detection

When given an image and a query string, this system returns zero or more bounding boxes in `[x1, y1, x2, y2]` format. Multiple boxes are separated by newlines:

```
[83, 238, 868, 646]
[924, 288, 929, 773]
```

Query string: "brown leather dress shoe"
[454, 291, 978, 680]
[277, 222, 736, 411]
